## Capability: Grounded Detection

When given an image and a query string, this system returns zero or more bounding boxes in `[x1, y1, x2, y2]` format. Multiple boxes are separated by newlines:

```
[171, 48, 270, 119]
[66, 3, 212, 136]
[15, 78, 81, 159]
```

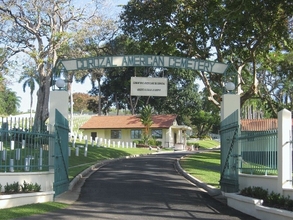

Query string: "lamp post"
[221, 82, 239, 120]
[220, 81, 241, 192]
[55, 78, 66, 90]
[49, 78, 68, 125]
[225, 82, 236, 93]
[70, 88, 74, 135]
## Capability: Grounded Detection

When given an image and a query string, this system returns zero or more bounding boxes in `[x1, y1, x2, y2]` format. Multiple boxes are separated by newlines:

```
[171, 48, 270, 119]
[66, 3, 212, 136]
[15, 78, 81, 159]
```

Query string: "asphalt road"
[21, 152, 257, 220]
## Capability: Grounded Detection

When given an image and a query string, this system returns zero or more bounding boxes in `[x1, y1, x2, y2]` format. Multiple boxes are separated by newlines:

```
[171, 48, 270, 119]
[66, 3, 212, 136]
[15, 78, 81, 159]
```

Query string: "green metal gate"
[219, 110, 240, 193]
[53, 109, 69, 196]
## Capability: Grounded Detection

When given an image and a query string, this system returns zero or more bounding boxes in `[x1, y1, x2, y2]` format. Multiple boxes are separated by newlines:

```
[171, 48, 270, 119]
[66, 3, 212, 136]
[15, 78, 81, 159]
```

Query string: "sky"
[8, 0, 129, 112]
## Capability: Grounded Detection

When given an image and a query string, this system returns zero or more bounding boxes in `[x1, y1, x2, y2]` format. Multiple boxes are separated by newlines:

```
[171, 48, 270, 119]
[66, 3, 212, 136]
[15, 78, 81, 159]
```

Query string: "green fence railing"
[0, 117, 54, 172]
[239, 130, 278, 175]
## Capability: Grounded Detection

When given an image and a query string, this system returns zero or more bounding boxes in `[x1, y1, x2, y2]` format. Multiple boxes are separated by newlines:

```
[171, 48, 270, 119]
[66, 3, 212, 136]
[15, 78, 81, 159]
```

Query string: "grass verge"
[0, 147, 156, 219]
[1, 143, 218, 219]
[0, 202, 68, 220]
[187, 139, 220, 150]
[68, 146, 159, 180]
[180, 151, 221, 188]
[195, 140, 220, 149]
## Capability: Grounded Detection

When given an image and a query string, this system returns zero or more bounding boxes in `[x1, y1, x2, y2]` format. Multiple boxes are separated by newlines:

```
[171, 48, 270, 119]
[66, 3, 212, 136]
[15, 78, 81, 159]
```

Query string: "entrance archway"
[53, 54, 240, 193]
[56, 54, 237, 84]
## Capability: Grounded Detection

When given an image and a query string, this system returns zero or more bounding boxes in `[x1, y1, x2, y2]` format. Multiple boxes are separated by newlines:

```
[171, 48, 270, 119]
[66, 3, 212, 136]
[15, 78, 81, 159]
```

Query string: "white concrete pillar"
[10, 140, 14, 150]
[220, 94, 240, 121]
[220, 93, 241, 184]
[84, 146, 88, 157]
[49, 91, 68, 125]
[21, 140, 25, 149]
[49, 90, 68, 172]
[277, 109, 292, 193]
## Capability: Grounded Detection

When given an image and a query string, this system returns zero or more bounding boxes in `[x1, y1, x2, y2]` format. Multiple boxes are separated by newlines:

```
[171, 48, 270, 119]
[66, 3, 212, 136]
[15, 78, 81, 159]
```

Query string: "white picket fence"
[69, 134, 137, 157]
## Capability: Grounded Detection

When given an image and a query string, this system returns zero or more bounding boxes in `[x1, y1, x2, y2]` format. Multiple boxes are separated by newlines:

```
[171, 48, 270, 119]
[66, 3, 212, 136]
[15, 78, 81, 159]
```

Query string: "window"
[152, 129, 162, 139]
[91, 132, 97, 140]
[111, 130, 121, 139]
[131, 129, 142, 139]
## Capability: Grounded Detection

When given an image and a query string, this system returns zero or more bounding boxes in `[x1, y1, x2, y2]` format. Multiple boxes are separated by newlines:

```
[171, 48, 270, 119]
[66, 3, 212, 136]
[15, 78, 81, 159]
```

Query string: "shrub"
[33, 183, 41, 192]
[21, 181, 30, 192]
[155, 140, 162, 146]
[4, 182, 20, 193]
[3, 181, 41, 194]
[240, 186, 268, 199]
[186, 142, 200, 148]
[240, 186, 293, 211]
[147, 138, 157, 146]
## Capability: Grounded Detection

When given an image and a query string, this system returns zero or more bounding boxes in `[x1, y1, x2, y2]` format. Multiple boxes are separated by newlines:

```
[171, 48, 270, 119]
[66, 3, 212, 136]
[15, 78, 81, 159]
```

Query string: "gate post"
[277, 109, 292, 193]
[49, 91, 69, 124]
[49, 90, 69, 170]
[221, 94, 240, 121]
[220, 93, 240, 192]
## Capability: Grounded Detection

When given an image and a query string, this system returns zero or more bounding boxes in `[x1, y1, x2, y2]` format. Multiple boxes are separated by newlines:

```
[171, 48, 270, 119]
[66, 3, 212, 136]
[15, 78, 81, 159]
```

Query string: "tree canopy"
[0, 0, 117, 125]
[120, 0, 293, 114]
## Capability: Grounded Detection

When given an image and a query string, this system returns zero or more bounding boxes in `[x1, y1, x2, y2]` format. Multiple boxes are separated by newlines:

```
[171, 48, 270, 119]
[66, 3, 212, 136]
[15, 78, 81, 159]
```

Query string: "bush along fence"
[0, 116, 55, 209]
[222, 109, 293, 220]
[236, 109, 293, 198]
[0, 117, 54, 173]
[0, 181, 41, 194]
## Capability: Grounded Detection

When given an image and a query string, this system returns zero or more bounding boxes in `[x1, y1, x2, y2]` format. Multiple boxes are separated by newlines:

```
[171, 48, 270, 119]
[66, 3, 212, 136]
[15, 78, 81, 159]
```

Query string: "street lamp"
[225, 82, 235, 93]
[55, 78, 66, 90]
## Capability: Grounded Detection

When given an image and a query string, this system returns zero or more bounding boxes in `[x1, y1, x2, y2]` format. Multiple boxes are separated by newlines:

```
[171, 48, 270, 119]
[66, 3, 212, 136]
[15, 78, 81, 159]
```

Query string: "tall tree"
[139, 104, 153, 144]
[120, 0, 293, 109]
[72, 93, 95, 115]
[0, 88, 20, 115]
[93, 35, 155, 115]
[0, 0, 116, 127]
[18, 65, 39, 116]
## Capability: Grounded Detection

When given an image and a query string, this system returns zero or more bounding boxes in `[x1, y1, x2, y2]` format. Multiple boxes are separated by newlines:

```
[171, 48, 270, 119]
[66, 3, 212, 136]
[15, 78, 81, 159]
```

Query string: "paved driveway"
[21, 152, 257, 220]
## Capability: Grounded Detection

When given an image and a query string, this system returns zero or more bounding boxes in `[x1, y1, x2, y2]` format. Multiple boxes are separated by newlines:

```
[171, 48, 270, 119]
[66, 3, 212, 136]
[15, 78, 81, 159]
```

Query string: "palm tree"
[18, 66, 39, 119]
[79, 68, 105, 115]
[139, 105, 153, 144]
[0, 88, 21, 115]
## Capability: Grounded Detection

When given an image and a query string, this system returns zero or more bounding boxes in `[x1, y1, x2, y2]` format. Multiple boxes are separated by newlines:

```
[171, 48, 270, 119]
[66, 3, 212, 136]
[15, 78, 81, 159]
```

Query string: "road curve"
[20, 152, 257, 220]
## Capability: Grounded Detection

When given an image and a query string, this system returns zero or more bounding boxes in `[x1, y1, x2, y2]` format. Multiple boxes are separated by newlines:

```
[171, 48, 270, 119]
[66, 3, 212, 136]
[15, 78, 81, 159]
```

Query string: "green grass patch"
[187, 139, 220, 149]
[0, 202, 69, 220]
[2, 140, 215, 219]
[196, 140, 220, 149]
[0, 147, 154, 219]
[68, 146, 155, 180]
[180, 151, 221, 188]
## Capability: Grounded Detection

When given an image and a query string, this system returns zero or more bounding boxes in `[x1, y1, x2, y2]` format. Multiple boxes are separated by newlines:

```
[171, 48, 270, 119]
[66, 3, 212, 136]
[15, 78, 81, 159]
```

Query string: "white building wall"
[239, 174, 278, 193]
[80, 128, 168, 147]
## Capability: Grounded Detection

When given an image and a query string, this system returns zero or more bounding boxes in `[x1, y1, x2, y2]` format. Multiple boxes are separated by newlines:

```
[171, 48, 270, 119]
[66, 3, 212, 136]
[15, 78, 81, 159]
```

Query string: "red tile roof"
[79, 114, 177, 130]
[241, 119, 278, 131]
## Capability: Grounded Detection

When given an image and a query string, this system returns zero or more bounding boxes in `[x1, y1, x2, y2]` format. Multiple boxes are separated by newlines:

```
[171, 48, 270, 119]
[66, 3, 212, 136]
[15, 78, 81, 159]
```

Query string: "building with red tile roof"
[79, 114, 191, 148]
[241, 119, 278, 131]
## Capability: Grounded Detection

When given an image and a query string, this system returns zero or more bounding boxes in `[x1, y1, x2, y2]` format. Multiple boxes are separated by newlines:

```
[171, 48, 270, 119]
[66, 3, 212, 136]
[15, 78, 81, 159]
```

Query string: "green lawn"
[180, 151, 221, 188]
[68, 146, 154, 180]
[0, 146, 157, 219]
[0, 202, 68, 220]
[187, 139, 220, 149]
[0, 141, 220, 219]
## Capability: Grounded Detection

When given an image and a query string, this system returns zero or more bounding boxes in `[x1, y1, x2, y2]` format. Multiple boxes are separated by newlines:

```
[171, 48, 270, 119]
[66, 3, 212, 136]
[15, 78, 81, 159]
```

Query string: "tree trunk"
[34, 69, 51, 130]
